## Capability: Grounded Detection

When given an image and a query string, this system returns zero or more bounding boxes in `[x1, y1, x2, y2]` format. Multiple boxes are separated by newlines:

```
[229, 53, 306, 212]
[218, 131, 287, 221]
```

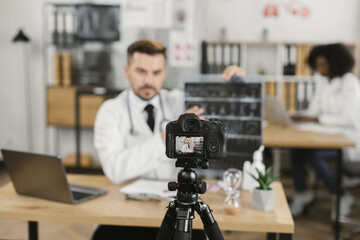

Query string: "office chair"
[340, 161, 360, 240]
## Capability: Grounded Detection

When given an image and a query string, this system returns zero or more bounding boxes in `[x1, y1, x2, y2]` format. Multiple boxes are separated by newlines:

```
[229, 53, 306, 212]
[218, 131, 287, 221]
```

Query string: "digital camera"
[165, 113, 228, 160]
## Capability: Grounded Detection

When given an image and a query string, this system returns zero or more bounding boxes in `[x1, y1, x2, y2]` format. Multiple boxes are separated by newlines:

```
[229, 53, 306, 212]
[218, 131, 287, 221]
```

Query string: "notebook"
[1, 149, 107, 204]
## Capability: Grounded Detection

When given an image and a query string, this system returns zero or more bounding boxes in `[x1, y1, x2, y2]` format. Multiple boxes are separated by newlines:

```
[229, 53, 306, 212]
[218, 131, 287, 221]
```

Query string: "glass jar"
[224, 189, 241, 215]
[223, 168, 242, 215]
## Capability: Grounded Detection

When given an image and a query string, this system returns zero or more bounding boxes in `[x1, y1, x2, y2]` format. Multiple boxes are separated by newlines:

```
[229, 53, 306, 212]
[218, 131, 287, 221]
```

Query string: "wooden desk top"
[0, 174, 294, 234]
[264, 124, 355, 149]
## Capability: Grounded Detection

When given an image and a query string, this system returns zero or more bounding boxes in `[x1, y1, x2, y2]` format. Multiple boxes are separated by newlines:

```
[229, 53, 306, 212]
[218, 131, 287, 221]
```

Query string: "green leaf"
[264, 166, 273, 179]
[248, 172, 259, 181]
[251, 166, 281, 190]
[255, 168, 264, 180]
[258, 178, 267, 190]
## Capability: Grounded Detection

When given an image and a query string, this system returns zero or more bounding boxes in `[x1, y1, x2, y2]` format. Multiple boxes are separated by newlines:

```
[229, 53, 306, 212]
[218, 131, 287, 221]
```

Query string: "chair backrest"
[343, 161, 360, 178]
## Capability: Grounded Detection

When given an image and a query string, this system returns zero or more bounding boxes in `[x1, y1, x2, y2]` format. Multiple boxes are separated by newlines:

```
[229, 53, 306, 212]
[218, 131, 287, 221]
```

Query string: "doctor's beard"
[136, 84, 158, 101]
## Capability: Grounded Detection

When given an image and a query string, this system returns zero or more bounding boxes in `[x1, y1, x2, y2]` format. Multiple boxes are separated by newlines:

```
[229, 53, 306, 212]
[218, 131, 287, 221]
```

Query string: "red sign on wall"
[263, 4, 279, 17]
[263, 1, 310, 19]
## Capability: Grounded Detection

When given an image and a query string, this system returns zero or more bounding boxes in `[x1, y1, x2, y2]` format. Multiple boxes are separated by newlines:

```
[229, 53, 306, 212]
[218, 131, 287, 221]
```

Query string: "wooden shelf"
[47, 86, 106, 128]
[64, 153, 101, 168]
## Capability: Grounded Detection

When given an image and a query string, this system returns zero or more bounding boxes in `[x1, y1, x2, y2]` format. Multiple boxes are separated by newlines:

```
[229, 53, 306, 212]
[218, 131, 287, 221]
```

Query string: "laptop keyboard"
[72, 191, 92, 200]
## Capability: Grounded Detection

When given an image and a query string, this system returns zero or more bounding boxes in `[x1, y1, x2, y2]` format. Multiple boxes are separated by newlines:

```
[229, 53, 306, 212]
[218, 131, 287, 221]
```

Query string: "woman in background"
[290, 43, 360, 220]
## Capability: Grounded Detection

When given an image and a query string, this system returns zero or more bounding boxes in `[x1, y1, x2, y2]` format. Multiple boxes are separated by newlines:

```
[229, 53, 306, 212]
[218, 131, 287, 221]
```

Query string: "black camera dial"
[209, 142, 219, 152]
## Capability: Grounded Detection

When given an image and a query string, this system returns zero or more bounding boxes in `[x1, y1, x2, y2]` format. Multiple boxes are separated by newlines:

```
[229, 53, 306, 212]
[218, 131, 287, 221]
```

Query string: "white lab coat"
[94, 89, 184, 184]
[181, 144, 193, 153]
[305, 73, 360, 161]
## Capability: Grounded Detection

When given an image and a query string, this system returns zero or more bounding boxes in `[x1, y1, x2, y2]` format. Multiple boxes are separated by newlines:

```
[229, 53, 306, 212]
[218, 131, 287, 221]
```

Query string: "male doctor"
[94, 39, 243, 185]
[93, 40, 243, 239]
[181, 137, 195, 153]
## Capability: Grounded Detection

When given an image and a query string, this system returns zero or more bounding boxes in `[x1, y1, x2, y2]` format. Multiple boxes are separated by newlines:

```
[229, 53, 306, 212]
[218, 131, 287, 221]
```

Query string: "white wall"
[0, 0, 44, 154]
[201, 0, 360, 43]
[1, 0, 359, 162]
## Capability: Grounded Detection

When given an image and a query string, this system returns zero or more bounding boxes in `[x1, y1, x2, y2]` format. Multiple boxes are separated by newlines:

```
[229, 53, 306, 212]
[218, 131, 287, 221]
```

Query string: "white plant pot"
[252, 188, 275, 211]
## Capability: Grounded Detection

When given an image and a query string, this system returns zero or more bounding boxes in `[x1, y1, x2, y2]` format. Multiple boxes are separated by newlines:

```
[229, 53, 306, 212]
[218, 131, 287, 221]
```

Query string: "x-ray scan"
[184, 75, 264, 169]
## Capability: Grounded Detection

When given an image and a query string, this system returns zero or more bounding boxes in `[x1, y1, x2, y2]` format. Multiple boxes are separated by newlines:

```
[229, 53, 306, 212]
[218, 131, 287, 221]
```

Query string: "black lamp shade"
[13, 29, 30, 42]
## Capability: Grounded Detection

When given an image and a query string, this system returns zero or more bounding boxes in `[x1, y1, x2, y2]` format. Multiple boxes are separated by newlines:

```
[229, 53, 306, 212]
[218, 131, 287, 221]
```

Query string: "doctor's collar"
[128, 89, 160, 111]
[126, 89, 169, 136]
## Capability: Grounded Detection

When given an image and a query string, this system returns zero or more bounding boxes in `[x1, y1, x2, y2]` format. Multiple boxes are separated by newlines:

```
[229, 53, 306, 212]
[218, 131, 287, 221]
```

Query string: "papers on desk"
[120, 179, 176, 201]
[294, 123, 342, 135]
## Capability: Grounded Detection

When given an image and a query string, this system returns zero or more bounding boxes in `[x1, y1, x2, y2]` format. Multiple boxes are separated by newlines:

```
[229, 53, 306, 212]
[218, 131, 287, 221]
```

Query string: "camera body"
[165, 113, 228, 160]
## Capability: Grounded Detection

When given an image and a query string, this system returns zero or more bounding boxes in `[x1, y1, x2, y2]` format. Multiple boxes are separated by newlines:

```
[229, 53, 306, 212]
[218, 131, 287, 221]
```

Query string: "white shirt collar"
[128, 89, 160, 113]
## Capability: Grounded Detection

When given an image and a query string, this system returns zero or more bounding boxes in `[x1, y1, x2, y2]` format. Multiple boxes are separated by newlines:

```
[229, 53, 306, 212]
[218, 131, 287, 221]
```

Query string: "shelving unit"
[202, 41, 359, 76]
[201, 40, 359, 113]
[42, 3, 120, 171]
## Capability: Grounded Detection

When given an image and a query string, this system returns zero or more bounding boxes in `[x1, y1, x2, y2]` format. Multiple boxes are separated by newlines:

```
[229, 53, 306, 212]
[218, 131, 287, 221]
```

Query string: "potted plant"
[249, 166, 280, 211]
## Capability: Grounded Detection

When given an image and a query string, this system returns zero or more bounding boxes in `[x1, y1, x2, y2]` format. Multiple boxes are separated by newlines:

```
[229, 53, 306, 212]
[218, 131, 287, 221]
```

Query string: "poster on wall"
[122, 0, 172, 28]
[263, 0, 311, 19]
[75, 4, 120, 41]
[169, 31, 196, 67]
[172, 0, 195, 33]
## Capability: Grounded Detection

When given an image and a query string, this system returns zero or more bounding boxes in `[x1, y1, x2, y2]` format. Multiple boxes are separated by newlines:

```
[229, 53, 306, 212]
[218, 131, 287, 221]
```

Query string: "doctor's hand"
[183, 105, 204, 119]
[291, 115, 319, 123]
[161, 131, 166, 143]
[161, 106, 205, 144]
[222, 65, 245, 81]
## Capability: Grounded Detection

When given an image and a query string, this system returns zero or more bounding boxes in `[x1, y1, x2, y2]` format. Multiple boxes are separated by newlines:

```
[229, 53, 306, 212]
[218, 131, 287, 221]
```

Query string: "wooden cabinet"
[47, 86, 106, 128]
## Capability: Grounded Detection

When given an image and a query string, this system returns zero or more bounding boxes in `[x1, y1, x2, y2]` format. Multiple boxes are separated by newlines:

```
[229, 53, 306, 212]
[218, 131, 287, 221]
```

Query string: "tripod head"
[168, 159, 208, 205]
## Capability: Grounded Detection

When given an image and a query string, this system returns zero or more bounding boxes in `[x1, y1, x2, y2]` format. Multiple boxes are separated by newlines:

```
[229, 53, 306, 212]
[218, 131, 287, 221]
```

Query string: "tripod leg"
[195, 202, 224, 240]
[156, 201, 177, 240]
[173, 207, 192, 240]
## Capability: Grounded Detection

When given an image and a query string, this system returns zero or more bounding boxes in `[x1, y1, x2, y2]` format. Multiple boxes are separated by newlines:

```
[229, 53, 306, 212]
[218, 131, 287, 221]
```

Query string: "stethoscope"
[126, 90, 170, 136]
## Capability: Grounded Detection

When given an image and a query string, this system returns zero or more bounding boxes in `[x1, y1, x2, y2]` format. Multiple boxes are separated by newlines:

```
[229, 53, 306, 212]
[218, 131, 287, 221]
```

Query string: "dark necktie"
[144, 104, 155, 132]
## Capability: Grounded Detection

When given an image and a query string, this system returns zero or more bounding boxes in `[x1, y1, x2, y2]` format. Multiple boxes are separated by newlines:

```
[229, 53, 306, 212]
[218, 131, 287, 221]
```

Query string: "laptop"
[264, 97, 342, 134]
[1, 149, 108, 204]
[264, 96, 293, 128]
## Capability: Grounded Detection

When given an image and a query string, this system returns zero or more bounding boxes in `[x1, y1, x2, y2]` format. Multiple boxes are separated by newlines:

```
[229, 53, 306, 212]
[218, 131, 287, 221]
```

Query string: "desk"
[264, 124, 355, 149]
[0, 174, 294, 240]
[264, 124, 355, 240]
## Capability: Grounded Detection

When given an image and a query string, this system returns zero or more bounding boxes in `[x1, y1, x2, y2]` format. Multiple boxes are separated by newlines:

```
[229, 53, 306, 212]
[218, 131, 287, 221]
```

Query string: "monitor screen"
[175, 135, 205, 158]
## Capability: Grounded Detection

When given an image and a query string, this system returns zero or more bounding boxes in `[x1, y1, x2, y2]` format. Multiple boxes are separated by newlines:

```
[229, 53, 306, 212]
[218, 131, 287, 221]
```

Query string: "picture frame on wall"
[75, 4, 120, 42]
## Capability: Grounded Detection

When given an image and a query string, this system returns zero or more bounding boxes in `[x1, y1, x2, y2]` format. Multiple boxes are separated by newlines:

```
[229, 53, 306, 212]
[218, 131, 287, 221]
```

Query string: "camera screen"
[175, 136, 205, 157]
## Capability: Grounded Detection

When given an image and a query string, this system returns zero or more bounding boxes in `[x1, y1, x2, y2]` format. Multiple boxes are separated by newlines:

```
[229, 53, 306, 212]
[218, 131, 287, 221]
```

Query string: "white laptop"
[264, 97, 342, 134]
[264, 96, 293, 128]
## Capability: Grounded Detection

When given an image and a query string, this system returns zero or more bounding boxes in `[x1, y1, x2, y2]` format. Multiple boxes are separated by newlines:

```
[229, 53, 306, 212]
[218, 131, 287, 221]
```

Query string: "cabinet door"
[47, 87, 76, 126]
[47, 87, 105, 127]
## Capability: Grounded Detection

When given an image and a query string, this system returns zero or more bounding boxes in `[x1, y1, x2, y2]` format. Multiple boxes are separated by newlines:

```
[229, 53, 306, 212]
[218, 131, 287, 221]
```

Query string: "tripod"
[156, 159, 224, 240]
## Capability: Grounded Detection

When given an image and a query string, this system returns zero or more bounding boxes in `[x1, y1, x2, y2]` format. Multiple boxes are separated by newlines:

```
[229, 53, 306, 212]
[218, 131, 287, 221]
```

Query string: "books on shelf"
[53, 51, 73, 86]
[296, 44, 312, 76]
